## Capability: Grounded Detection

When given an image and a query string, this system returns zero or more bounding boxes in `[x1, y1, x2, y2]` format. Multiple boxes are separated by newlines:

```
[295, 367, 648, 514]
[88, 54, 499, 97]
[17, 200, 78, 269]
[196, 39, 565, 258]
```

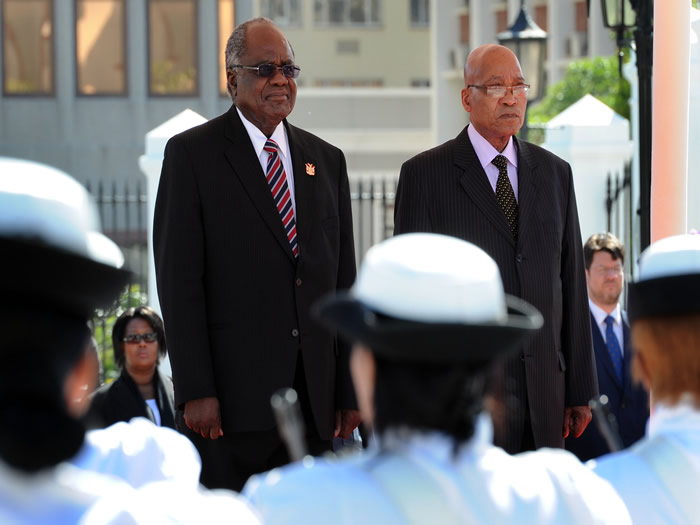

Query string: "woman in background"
[87, 306, 175, 429]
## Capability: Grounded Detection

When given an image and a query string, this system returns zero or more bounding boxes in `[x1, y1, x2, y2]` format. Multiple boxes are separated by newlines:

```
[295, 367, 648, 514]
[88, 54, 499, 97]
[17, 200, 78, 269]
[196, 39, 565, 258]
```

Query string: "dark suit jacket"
[566, 313, 648, 460]
[85, 369, 176, 429]
[153, 106, 357, 440]
[394, 126, 598, 451]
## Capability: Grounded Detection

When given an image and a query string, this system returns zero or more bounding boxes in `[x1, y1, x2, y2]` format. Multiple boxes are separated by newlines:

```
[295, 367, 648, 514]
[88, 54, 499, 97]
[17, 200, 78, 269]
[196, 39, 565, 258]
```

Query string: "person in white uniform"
[244, 232, 632, 525]
[0, 157, 260, 524]
[591, 233, 700, 525]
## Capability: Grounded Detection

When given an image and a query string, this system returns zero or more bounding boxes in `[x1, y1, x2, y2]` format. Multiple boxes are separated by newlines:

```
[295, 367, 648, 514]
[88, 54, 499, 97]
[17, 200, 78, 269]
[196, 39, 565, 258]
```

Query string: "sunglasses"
[231, 63, 301, 79]
[123, 332, 158, 344]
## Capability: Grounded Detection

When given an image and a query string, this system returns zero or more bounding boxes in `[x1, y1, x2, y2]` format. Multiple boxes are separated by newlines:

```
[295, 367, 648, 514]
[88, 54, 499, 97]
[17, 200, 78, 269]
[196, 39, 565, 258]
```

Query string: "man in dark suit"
[153, 17, 360, 491]
[394, 43, 597, 453]
[566, 233, 648, 460]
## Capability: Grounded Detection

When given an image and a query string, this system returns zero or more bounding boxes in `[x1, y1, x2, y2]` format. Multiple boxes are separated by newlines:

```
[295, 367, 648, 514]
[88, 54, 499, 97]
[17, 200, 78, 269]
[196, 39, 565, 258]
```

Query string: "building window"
[261, 0, 302, 26]
[148, 0, 197, 96]
[219, 0, 235, 95]
[75, 0, 126, 96]
[2, 0, 53, 95]
[314, 0, 381, 27]
[410, 0, 429, 27]
[314, 78, 383, 87]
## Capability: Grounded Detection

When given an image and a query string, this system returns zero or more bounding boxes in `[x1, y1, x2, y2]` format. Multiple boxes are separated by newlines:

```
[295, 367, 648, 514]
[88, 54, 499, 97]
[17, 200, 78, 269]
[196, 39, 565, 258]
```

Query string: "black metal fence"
[84, 175, 398, 375]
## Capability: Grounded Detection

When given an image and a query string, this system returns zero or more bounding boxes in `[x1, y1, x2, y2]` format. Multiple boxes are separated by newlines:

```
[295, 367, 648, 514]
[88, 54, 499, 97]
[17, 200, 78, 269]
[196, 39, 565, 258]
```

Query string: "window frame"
[146, 0, 200, 98]
[313, 0, 382, 28]
[74, 0, 128, 97]
[1, 0, 56, 97]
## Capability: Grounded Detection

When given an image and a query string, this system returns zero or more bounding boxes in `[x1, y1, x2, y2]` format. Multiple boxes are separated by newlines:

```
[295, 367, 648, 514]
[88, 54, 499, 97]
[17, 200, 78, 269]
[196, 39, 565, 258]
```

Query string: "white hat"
[0, 157, 130, 318]
[628, 233, 700, 322]
[315, 233, 542, 364]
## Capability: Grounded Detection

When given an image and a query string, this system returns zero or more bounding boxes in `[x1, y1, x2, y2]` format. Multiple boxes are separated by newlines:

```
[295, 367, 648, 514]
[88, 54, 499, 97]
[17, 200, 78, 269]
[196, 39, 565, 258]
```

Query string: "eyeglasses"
[590, 266, 624, 277]
[123, 332, 158, 344]
[231, 63, 301, 79]
[468, 84, 530, 97]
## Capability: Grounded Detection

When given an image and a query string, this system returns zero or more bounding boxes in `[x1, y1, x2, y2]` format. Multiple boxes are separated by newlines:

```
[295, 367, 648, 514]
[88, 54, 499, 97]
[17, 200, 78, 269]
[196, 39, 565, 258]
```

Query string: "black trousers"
[178, 351, 332, 492]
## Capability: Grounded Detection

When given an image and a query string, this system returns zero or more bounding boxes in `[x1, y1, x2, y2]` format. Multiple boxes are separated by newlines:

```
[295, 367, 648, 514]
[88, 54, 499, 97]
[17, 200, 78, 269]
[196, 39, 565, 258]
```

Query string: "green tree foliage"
[528, 56, 631, 126]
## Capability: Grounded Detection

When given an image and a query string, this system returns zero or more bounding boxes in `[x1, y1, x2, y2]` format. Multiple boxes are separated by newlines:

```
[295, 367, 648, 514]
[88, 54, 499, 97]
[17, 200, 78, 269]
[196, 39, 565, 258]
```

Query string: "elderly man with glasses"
[154, 17, 360, 492]
[394, 43, 597, 455]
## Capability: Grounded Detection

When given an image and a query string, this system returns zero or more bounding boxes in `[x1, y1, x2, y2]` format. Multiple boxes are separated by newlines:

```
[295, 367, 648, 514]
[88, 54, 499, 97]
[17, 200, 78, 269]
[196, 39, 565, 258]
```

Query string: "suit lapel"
[223, 107, 296, 263]
[514, 138, 540, 248]
[285, 121, 315, 258]
[453, 128, 514, 245]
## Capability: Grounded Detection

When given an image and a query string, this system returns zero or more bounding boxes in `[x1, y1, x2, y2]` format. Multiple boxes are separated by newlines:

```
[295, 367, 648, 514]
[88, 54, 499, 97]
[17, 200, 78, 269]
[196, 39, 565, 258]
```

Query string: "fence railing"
[84, 175, 398, 374]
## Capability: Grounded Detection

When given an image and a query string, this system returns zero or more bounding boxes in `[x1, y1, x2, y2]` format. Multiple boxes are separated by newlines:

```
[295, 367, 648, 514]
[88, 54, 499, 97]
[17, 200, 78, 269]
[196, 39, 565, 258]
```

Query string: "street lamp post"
[497, 0, 547, 142]
[593, 0, 653, 251]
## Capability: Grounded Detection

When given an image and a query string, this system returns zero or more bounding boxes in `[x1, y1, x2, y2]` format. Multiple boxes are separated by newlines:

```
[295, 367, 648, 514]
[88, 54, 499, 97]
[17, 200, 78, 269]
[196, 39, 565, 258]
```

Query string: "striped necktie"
[491, 154, 519, 239]
[264, 139, 298, 258]
[604, 315, 624, 384]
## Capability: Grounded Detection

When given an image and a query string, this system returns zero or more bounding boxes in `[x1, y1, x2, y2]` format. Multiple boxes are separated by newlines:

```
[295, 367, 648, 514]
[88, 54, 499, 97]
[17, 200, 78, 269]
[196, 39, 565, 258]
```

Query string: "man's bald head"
[464, 44, 521, 86]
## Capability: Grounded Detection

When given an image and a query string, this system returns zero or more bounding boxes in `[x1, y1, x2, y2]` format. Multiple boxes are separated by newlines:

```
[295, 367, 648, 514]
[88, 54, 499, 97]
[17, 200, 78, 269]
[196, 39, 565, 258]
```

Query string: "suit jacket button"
[296, 278, 302, 286]
[291, 329, 299, 337]
[516, 254, 523, 263]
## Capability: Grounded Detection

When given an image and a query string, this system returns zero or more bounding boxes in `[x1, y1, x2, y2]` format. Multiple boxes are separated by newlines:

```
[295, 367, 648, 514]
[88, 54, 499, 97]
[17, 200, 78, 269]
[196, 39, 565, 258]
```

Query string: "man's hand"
[184, 397, 224, 440]
[334, 409, 362, 439]
[562, 405, 592, 438]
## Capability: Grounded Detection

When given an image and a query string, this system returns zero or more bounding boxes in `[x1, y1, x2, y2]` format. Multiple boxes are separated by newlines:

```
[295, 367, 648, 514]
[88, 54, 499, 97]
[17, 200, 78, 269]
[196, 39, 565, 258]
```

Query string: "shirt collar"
[236, 107, 290, 162]
[588, 298, 622, 328]
[467, 124, 518, 172]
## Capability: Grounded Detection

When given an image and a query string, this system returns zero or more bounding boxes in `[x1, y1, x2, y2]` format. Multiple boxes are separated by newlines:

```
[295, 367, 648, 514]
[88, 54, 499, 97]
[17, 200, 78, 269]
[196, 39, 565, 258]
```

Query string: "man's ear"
[461, 87, 471, 113]
[227, 70, 238, 97]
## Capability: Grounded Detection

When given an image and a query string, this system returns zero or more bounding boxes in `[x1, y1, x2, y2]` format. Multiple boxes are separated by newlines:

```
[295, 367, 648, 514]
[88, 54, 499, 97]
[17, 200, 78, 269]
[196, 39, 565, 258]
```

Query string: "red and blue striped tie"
[264, 139, 298, 257]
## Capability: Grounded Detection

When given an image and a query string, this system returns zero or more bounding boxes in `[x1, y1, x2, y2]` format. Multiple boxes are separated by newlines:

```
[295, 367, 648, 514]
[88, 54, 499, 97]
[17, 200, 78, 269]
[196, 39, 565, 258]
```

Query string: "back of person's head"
[584, 232, 625, 269]
[0, 158, 129, 472]
[628, 234, 700, 407]
[315, 233, 542, 442]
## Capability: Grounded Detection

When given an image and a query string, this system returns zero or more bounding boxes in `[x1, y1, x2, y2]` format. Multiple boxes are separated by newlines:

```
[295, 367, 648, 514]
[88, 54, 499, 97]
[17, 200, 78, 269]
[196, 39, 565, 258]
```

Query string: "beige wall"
[277, 2, 430, 88]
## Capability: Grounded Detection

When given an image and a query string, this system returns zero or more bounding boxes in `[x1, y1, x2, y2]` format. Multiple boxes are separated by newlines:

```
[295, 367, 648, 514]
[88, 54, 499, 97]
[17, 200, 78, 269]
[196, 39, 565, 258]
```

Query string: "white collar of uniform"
[649, 395, 700, 437]
[379, 412, 493, 461]
[236, 106, 290, 163]
[588, 299, 622, 328]
[467, 124, 518, 172]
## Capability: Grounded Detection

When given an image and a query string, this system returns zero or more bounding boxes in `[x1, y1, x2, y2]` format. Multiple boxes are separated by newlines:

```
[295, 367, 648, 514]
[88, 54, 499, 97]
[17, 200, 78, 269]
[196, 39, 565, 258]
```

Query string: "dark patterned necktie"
[491, 155, 519, 239]
[264, 139, 298, 257]
[604, 316, 624, 384]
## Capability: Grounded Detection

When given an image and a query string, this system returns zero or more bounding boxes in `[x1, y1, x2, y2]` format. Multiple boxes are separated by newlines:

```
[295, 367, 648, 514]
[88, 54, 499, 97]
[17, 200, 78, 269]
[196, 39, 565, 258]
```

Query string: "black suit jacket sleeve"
[154, 135, 217, 407]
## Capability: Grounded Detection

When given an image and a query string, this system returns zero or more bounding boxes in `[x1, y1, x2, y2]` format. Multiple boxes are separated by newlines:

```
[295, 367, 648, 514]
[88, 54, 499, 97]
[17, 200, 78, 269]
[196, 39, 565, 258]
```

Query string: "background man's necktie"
[264, 139, 298, 257]
[491, 154, 519, 239]
[604, 315, 624, 384]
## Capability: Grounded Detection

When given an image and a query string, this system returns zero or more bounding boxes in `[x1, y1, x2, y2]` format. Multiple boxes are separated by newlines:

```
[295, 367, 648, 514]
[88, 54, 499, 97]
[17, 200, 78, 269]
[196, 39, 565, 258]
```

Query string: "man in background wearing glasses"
[394, 43, 597, 455]
[566, 233, 648, 461]
[154, 17, 360, 492]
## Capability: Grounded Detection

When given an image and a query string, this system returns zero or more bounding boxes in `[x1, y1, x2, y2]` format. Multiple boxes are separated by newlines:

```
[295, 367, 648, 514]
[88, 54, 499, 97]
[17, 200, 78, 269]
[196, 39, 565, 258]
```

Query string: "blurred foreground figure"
[592, 234, 700, 525]
[245, 233, 631, 524]
[0, 158, 260, 524]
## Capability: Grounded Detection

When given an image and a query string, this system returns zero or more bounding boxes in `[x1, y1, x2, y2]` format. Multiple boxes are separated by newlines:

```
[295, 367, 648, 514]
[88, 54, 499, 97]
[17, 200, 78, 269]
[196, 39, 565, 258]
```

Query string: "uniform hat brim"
[1, 237, 131, 318]
[315, 292, 543, 365]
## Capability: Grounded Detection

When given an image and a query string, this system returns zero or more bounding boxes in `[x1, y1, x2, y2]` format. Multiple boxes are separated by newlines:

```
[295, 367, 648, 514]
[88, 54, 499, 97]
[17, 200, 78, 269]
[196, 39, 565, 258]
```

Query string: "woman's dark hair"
[0, 307, 89, 472]
[373, 357, 490, 446]
[112, 306, 166, 368]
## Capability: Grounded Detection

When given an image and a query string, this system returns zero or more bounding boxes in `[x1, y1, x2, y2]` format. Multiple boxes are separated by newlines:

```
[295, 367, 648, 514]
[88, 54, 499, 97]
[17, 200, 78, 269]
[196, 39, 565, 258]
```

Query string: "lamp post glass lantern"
[497, 0, 547, 141]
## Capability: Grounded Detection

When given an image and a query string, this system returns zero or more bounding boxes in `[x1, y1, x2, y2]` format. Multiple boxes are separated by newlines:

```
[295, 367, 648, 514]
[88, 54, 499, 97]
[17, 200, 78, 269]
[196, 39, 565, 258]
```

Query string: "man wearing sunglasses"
[394, 44, 597, 456]
[154, 17, 360, 492]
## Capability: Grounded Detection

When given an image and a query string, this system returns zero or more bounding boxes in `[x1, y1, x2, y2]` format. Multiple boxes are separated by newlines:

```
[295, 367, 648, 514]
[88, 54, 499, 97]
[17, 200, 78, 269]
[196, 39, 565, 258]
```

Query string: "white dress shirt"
[236, 107, 297, 217]
[588, 299, 625, 357]
[467, 124, 519, 202]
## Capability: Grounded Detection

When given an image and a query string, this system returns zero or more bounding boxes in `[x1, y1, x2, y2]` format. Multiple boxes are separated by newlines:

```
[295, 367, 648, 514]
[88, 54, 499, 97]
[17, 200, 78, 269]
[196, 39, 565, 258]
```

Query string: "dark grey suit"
[394, 126, 598, 452]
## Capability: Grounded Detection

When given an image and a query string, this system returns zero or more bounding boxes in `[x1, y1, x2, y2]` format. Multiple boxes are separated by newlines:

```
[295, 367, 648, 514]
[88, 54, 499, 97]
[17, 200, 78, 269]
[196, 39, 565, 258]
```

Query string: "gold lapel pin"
[305, 163, 316, 176]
